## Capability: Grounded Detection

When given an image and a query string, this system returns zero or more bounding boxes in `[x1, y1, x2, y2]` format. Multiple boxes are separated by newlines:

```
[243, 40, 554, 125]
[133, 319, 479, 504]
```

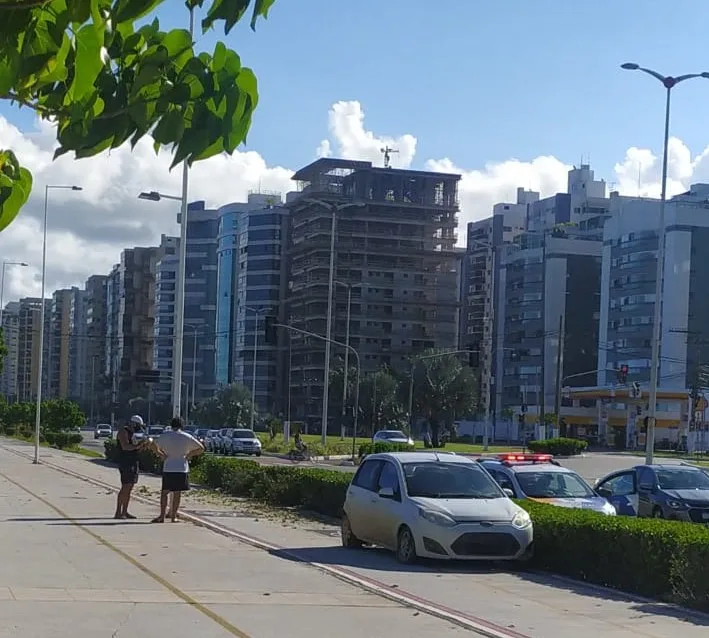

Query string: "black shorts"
[119, 464, 139, 486]
[162, 472, 190, 492]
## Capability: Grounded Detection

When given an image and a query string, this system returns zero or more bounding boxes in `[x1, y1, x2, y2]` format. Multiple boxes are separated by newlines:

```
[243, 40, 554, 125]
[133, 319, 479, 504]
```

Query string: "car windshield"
[516, 471, 595, 498]
[657, 469, 709, 490]
[232, 429, 256, 439]
[378, 430, 407, 439]
[195, 429, 208, 437]
[148, 427, 163, 435]
[402, 462, 503, 499]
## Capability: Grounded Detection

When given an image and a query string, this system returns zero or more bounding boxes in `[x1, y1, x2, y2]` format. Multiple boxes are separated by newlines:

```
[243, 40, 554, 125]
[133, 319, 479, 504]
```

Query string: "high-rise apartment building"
[460, 189, 537, 418]
[215, 193, 290, 414]
[0, 302, 20, 401]
[16, 297, 50, 401]
[599, 184, 709, 390]
[83, 274, 107, 416]
[68, 287, 87, 401]
[285, 158, 461, 427]
[105, 235, 178, 414]
[152, 201, 220, 410]
[494, 166, 609, 432]
[49, 288, 74, 398]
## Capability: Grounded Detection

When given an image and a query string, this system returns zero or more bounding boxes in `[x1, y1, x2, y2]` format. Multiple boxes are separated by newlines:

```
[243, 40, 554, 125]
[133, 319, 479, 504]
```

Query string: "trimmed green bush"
[45, 431, 83, 449]
[527, 437, 588, 456]
[358, 441, 413, 458]
[518, 499, 709, 610]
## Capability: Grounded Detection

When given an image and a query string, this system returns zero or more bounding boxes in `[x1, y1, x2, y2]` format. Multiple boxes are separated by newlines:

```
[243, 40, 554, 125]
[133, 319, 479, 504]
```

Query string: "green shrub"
[518, 499, 709, 610]
[358, 441, 413, 458]
[45, 431, 83, 449]
[527, 437, 588, 456]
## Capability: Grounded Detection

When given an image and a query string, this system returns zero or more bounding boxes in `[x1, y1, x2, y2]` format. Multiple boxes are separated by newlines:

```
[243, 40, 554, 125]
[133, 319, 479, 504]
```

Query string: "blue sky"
[3, 0, 709, 179]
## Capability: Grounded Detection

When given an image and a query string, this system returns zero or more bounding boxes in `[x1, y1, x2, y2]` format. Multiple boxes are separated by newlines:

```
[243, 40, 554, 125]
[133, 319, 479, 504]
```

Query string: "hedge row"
[101, 444, 709, 611]
[358, 441, 414, 458]
[104, 439, 205, 474]
[527, 437, 588, 456]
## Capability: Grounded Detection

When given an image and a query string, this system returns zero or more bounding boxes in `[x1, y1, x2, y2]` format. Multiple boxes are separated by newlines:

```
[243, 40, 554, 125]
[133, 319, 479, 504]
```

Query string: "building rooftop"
[291, 157, 460, 181]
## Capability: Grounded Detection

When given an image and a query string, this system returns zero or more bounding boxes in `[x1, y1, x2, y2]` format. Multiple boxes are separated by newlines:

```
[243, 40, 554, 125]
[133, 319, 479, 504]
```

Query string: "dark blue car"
[595, 464, 709, 523]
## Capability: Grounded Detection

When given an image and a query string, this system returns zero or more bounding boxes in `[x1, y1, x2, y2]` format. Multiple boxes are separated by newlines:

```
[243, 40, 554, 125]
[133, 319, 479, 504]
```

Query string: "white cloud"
[2, 99, 709, 304]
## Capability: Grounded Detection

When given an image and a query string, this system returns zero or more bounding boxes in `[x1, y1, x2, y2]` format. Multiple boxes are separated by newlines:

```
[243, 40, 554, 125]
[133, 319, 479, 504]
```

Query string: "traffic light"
[264, 316, 278, 345]
[617, 364, 629, 384]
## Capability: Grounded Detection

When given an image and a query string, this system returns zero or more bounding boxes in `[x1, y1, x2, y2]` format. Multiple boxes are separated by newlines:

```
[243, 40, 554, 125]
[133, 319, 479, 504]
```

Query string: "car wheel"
[255, 451, 262, 457]
[396, 525, 417, 564]
[341, 514, 363, 548]
[652, 507, 664, 519]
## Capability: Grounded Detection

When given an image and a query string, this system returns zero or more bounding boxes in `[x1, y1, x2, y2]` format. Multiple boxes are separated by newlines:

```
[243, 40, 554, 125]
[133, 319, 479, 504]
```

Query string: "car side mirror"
[503, 488, 514, 498]
[378, 487, 395, 499]
[596, 487, 611, 499]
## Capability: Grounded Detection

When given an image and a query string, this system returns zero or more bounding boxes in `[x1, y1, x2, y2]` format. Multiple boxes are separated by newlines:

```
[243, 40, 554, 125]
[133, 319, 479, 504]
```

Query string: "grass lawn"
[258, 432, 519, 456]
[1, 432, 103, 458]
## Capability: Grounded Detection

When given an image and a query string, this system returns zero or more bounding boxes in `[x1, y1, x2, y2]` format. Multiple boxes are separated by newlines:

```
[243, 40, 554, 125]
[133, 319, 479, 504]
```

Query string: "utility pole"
[554, 314, 565, 438]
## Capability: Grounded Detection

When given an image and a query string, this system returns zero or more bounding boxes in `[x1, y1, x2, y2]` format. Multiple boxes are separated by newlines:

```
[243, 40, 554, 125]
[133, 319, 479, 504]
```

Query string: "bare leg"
[152, 490, 168, 523]
[114, 486, 128, 518]
[170, 492, 182, 522]
[123, 484, 136, 519]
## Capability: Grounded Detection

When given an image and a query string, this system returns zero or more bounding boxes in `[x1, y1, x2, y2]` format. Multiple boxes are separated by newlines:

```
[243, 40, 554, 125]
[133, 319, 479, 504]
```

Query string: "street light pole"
[34, 184, 82, 464]
[334, 280, 355, 439]
[621, 63, 709, 465]
[243, 305, 267, 430]
[0, 261, 29, 324]
[187, 324, 201, 410]
[301, 199, 365, 445]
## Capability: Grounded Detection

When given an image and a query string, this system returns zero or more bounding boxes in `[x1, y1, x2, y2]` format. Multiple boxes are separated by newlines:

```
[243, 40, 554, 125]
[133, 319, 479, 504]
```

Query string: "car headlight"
[419, 508, 457, 527]
[668, 500, 688, 509]
[511, 510, 532, 529]
[602, 502, 617, 516]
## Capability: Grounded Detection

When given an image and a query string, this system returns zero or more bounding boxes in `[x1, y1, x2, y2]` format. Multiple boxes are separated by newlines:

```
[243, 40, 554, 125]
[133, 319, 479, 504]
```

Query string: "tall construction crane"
[381, 146, 399, 168]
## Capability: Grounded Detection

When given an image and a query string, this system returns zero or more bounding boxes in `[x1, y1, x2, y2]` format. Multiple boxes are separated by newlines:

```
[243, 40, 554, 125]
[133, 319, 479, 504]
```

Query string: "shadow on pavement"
[269, 544, 509, 575]
[270, 544, 709, 626]
[7, 516, 151, 526]
[518, 571, 709, 627]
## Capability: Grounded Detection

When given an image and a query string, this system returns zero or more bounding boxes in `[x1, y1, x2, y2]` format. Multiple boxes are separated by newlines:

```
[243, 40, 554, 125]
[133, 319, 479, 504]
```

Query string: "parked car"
[204, 430, 221, 452]
[478, 453, 616, 515]
[341, 451, 533, 563]
[215, 428, 230, 454]
[224, 428, 262, 456]
[94, 424, 112, 439]
[193, 428, 209, 445]
[595, 464, 709, 522]
[147, 425, 164, 437]
[372, 429, 414, 447]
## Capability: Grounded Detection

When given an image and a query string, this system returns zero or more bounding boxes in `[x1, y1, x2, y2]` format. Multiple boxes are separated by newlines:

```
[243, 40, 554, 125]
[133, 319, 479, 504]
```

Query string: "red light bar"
[497, 453, 553, 463]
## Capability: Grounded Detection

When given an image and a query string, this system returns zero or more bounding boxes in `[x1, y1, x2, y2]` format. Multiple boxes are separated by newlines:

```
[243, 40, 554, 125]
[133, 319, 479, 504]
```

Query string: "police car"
[477, 453, 616, 515]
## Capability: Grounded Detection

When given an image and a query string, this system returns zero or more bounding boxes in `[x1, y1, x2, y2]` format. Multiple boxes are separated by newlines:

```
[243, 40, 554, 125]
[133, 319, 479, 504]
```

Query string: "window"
[516, 471, 595, 498]
[353, 460, 382, 491]
[377, 462, 400, 498]
[487, 468, 514, 492]
[636, 467, 655, 491]
[402, 462, 503, 498]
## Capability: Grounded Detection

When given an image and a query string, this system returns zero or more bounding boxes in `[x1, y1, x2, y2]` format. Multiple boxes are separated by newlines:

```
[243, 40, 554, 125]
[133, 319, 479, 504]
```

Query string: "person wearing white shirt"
[152, 417, 204, 523]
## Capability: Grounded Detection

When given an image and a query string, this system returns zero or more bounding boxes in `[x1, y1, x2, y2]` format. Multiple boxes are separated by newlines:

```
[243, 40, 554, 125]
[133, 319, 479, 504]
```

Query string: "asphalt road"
[81, 432, 688, 482]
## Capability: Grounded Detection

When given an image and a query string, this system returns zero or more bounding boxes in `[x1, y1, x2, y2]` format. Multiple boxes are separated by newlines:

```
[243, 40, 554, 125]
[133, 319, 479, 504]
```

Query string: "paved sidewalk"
[3, 440, 709, 638]
[0, 444, 466, 638]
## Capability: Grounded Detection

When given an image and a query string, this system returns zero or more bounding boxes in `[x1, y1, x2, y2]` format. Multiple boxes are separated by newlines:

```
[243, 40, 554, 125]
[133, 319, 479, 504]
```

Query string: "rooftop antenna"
[637, 163, 642, 196]
[381, 146, 399, 168]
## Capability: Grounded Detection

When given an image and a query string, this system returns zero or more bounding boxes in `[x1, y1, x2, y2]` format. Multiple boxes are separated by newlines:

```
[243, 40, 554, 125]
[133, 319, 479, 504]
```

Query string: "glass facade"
[215, 194, 288, 414]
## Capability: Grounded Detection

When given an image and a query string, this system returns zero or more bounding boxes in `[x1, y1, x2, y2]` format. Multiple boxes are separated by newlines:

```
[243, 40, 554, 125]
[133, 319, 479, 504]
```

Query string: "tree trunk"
[430, 418, 441, 448]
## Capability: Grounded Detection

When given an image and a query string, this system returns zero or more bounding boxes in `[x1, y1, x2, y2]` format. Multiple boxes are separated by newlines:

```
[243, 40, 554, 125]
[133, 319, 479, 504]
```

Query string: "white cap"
[130, 415, 144, 426]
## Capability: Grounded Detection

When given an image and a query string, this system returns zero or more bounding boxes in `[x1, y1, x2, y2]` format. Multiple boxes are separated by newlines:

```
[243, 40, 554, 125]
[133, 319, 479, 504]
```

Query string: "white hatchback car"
[341, 452, 534, 563]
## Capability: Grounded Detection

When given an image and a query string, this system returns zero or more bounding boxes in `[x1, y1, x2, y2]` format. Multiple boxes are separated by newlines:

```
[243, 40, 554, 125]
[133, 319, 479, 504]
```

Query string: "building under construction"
[285, 157, 462, 427]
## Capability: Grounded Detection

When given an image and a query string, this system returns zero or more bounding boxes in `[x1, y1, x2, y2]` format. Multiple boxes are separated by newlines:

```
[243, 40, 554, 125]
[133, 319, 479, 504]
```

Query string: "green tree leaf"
[68, 23, 104, 103]
[0, 0, 276, 233]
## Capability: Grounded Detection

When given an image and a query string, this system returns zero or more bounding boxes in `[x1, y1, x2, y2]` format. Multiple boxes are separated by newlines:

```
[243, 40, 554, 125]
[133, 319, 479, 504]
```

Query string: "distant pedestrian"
[152, 417, 204, 523]
[114, 415, 148, 519]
